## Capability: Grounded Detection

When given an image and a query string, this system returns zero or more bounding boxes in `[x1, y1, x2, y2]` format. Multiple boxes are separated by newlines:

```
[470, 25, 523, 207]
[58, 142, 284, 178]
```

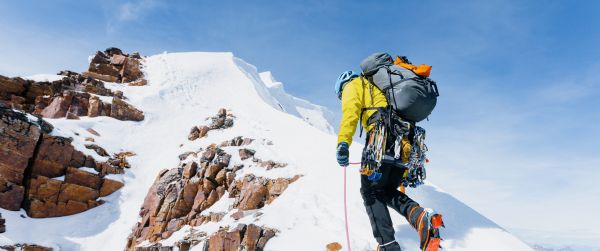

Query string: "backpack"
[360, 52, 439, 123]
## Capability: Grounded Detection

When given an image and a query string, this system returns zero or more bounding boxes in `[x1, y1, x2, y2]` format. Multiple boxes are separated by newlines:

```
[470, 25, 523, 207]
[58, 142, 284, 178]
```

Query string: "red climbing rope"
[343, 167, 352, 251]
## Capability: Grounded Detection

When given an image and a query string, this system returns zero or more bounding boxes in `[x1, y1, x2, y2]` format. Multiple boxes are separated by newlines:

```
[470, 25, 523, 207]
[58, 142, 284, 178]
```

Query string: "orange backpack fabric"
[393, 56, 432, 78]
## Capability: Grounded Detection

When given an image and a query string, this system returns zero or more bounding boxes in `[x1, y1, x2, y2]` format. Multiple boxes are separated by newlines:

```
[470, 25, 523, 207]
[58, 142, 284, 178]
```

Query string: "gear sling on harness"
[358, 75, 429, 187]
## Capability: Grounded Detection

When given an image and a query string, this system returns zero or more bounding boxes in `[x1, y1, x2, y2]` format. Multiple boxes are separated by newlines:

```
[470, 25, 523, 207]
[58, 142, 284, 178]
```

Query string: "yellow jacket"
[337, 77, 388, 145]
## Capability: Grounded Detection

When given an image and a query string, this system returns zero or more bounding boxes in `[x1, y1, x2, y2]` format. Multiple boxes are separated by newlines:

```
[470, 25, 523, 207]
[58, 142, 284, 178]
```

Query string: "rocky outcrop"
[83, 47, 146, 85]
[0, 72, 144, 121]
[128, 142, 299, 250]
[0, 244, 52, 251]
[0, 108, 126, 218]
[253, 159, 287, 170]
[188, 109, 234, 140]
[1, 71, 114, 111]
[203, 224, 276, 251]
[219, 136, 254, 148]
[110, 97, 145, 121]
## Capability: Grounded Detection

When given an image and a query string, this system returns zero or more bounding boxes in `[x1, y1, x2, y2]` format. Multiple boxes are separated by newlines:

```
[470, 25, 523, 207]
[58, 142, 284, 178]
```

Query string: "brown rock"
[259, 160, 287, 170]
[205, 189, 219, 209]
[178, 151, 195, 161]
[0, 75, 27, 96]
[40, 92, 73, 118]
[10, 95, 26, 110]
[87, 96, 103, 117]
[28, 175, 62, 203]
[207, 227, 243, 251]
[110, 54, 127, 65]
[67, 92, 90, 116]
[0, 213, 5, 233]
[182, 162, 197, 179]
[268, 178, 290, 198]
[128, 78, 147, 86]
[230, 210, 244, 220]
[191, 190, 206, 212]
[257, 228, 276, 250]
[202, 178, 217, 195]
[0, 108, 42, 194]
[65, 167, 102, 189]
[236, 182, 268, 210]
[217, 108, 227, 117]
[205, 164, 224, 179]
[33, 96, 51, 114]
[96, 161, 125, 175]
[57, 183, 99, 203]
[215, 169, 226, 185]
[0, 179, 25, 211]
[82, 71, 118, 83]
[86, 127, 100, 136]
[188, 126, 199, 141]
[70, 150, 86, 167]
[201, 146, 216, 162]
[326, 242, 343, 251]
[85, 144, 109, 157]
[31, 135, 75, 178]
[121, 57, 144, 83]
[198, 126, 209, 138]
[243, 224, 262, 250]
[104, 47, 123, 57]
[238, 148, 256, 160]
[110, 97, 144, 121]
[99, 178, 124, 197]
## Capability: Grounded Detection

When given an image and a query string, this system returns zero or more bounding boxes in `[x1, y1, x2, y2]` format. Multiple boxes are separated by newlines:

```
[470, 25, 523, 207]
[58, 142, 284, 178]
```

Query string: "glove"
[336, 142, 349, 166]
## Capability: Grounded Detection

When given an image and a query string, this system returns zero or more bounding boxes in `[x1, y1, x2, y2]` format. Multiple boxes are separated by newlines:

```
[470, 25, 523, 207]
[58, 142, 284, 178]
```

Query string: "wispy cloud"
[117, 0, 158, 21]
[105, 0, 161, 33]
[537, 63, 600, 102]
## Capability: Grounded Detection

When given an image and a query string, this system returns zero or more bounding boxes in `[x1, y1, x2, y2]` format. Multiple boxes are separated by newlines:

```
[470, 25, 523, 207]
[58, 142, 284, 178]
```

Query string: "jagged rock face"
[0, 108, 43, 210]
[0, 72, 144, 121]
[128, 135, 299, 250]
[203, 224, 276, 251]
[0, 244, 52, 251]
[84, 47, 146, 85]
[0, 108, 125, 217]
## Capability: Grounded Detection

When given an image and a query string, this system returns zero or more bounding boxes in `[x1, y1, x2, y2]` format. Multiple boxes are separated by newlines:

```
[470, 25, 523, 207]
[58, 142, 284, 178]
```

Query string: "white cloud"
[537, 63, 600, 102]
[117, 0, 158, 21]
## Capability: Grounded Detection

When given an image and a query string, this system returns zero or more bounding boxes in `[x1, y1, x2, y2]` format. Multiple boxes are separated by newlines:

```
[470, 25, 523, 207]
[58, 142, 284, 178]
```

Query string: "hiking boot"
[407, 207, 444, 251]
[376, 240, 401, 251]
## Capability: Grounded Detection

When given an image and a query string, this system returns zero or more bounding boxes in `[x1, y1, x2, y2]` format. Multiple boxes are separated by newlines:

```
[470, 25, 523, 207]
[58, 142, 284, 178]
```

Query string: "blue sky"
[1, 0, 600, 248]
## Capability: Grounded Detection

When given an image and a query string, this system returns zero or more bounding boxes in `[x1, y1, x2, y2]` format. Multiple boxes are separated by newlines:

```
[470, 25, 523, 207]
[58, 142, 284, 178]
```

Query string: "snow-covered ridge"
[0, 51, 532, 251]
[259, 71, 335, 134]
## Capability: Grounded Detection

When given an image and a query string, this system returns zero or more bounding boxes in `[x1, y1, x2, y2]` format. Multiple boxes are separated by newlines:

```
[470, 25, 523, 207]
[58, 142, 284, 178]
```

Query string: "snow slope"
[0, 52, 532, 251]
[259, 71, 336, 134]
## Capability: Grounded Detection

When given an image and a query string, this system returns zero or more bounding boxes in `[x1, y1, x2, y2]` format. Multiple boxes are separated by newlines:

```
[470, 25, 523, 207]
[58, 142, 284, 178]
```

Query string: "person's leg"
[381, 166, 443, 251]
[382, 167, 420, 218]
[360, 167, 402, 251]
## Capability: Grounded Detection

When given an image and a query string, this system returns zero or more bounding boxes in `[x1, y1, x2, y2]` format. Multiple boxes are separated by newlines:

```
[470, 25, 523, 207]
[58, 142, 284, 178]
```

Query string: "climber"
[335, 53, 443, 251]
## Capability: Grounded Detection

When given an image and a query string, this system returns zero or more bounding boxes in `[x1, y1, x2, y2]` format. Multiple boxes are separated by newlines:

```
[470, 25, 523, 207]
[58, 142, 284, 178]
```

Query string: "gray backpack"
[360, 52, 439, 122]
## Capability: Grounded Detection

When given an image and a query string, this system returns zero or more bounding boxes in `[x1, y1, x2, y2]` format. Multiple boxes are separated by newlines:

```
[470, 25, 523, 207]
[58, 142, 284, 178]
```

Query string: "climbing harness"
[401, 126, 428, 188]
[360, 121, 387, 181]
[359, 109, 429, 187]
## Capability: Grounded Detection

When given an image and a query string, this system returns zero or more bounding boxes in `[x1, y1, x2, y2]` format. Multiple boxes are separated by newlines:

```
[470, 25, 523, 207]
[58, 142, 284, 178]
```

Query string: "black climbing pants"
[360, 160, 419, 251]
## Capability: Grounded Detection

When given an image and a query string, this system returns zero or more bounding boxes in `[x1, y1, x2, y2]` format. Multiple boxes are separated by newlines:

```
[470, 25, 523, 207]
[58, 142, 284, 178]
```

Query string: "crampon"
[421, 213, 444, 251]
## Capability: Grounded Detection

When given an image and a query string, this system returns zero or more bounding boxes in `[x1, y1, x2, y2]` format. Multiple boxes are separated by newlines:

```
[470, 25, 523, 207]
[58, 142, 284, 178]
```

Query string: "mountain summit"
[0, 49, 531, 251]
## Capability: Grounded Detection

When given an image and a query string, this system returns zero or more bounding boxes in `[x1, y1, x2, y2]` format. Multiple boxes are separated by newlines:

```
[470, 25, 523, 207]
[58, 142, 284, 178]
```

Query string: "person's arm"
[337, 79, 363, 146]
